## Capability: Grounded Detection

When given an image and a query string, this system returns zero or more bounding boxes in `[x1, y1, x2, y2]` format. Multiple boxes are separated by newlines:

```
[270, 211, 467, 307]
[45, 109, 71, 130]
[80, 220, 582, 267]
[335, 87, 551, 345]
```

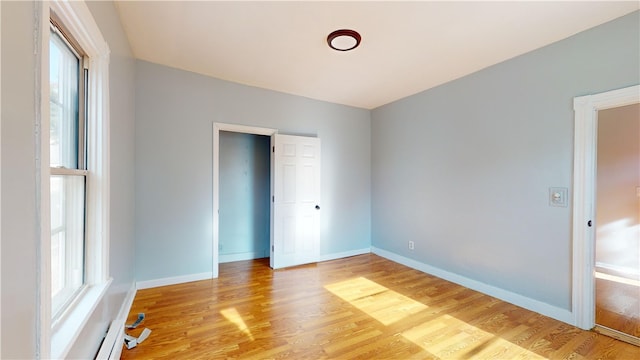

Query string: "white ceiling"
[115, 1, 639, 109]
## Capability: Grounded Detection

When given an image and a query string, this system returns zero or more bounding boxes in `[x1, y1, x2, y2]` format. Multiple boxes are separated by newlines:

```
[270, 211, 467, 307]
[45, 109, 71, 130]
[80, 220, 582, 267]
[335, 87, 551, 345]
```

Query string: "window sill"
[51, 278, 113, 359]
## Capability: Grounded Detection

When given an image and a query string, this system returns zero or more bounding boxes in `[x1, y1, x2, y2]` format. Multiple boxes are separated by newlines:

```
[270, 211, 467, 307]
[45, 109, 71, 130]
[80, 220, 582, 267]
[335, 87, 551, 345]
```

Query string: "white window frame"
[38, 1, 111, 358]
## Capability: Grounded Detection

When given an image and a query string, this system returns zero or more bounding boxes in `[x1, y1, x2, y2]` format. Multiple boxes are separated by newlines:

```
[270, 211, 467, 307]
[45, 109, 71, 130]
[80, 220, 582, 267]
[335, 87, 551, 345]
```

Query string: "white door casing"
[271, 134, 321, 269]
[572, 85, 639, 330]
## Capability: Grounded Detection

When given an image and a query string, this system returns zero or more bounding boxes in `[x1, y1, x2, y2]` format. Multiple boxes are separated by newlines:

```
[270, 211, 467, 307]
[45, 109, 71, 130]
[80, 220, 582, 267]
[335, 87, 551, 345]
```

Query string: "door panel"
[283, 165, 296, 203]
[271, 134, 321, 269]
[283, 215, 296, 254]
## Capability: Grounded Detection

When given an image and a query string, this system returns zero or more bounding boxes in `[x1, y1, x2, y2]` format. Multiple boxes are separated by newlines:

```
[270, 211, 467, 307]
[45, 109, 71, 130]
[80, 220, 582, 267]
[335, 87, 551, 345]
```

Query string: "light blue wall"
[370, 11, 639, 310]
[135, 61, 371, 282]
[219, 131, 270, 261]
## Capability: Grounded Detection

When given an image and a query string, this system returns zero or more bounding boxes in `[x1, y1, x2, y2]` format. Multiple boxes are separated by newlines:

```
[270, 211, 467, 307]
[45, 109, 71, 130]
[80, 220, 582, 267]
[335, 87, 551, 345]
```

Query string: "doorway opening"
[213, 123, 277, 278]
[219, 130, 271, 263]
[594, 103, 640, 344]
[572, 85, 640, 346]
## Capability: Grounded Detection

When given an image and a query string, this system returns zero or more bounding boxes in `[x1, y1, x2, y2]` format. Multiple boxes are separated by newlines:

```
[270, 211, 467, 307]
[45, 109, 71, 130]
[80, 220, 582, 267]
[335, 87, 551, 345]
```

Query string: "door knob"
[315, 205, 320, 210]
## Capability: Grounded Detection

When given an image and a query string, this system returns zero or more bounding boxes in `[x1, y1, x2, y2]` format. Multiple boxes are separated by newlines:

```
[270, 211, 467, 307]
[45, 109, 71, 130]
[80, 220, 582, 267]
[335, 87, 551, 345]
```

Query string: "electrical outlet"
[408, 241, 415, 250]
[549, 187, 568, 207]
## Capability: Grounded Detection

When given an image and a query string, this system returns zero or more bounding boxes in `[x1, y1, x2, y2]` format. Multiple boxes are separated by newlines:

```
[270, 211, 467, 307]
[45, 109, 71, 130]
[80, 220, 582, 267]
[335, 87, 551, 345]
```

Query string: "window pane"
[50, 30, 79, 169]
[51, 175, 85, 318]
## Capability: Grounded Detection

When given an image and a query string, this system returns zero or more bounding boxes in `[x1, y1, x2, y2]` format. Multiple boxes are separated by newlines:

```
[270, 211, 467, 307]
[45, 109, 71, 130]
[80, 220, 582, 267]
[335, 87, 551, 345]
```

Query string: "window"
[49, 22, 88, 321]
[43, 2, 111, 358]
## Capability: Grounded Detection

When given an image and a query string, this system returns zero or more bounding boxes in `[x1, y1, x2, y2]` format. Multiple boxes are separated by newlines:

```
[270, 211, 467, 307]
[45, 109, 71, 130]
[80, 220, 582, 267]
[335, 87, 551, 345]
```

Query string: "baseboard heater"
[95, 318, 126, 360]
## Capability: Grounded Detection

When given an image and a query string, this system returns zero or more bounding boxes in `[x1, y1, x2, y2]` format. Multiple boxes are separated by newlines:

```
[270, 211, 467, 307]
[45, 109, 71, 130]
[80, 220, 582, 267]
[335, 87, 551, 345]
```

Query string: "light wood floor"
[121, 254, 639, 359]
[596, 274, 640, 339]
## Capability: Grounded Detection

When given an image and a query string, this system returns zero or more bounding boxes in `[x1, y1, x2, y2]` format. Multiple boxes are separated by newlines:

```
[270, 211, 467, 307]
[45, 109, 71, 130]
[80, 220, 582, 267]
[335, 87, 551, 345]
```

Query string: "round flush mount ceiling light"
[327, 29, 361, 51]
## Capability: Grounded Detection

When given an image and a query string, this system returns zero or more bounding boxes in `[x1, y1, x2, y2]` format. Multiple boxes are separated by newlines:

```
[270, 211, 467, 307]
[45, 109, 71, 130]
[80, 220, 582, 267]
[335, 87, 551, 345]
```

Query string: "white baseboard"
[135, 249, 371, 290]
[371, 246, 574, 326]
[319, 247, 371, 262]
[220, 251, 268, 263]
[136, 272, 213, 290]
[595, 261, 640, 277]
[219, 248, 371, 264]
[136, 248, 372, 291]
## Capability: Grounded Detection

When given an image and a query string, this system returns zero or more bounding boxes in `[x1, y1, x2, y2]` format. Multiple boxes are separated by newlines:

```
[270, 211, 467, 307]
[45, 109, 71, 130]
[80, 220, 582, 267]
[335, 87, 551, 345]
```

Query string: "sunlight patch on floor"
[324, 277, 428, 326]
[402, 314, 545, 359]
[325, 277, 547, 358]
[221, 307, 255, 341]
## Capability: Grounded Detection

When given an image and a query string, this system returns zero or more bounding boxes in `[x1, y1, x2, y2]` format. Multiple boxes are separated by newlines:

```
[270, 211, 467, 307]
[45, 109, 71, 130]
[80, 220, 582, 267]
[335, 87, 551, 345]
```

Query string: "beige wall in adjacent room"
[596, 103, 640, 275]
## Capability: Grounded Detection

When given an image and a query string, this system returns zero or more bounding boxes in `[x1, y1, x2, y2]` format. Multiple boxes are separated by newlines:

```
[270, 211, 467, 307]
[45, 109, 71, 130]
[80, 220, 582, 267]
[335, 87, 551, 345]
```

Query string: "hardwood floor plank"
[595, 275, 640, 338]
[121, 254, 639, 359]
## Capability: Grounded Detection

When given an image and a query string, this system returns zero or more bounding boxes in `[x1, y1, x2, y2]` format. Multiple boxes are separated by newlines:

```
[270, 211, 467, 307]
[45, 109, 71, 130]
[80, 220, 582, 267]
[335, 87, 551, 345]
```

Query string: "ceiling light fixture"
[327, 29, 361, 52]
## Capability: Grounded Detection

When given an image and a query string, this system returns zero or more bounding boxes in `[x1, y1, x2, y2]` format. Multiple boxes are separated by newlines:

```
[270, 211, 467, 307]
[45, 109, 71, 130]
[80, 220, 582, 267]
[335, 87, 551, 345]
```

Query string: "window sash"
[50, 25, 87, 171]
[49, 24, 88, 322]
[50, 175, 86, 319]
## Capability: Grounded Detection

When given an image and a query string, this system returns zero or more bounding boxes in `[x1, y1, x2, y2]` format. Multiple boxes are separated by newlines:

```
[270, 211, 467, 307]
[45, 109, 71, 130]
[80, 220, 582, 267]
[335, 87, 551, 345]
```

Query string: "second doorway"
[219, 131, 271, 263]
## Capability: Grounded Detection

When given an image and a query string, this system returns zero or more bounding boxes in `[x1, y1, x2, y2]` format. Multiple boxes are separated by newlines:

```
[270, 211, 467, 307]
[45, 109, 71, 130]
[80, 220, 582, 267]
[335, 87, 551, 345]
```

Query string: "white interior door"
[271, 134, 321, 269]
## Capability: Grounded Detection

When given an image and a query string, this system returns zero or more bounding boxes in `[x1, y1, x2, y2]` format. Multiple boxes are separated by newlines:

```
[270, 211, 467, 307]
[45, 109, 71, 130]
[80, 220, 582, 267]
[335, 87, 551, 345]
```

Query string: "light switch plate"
[549, 187, 568, 207]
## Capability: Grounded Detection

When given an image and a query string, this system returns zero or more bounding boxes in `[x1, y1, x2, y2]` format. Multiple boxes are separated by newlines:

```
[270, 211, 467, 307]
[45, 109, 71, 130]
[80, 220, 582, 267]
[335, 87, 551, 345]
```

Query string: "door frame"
[572, 85, 639, 329]
[212, 123, 277, 278]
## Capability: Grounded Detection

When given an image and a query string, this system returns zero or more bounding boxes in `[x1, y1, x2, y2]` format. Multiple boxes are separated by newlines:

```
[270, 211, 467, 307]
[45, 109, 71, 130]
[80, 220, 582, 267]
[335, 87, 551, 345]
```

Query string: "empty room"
[1, 1, 639, 359]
